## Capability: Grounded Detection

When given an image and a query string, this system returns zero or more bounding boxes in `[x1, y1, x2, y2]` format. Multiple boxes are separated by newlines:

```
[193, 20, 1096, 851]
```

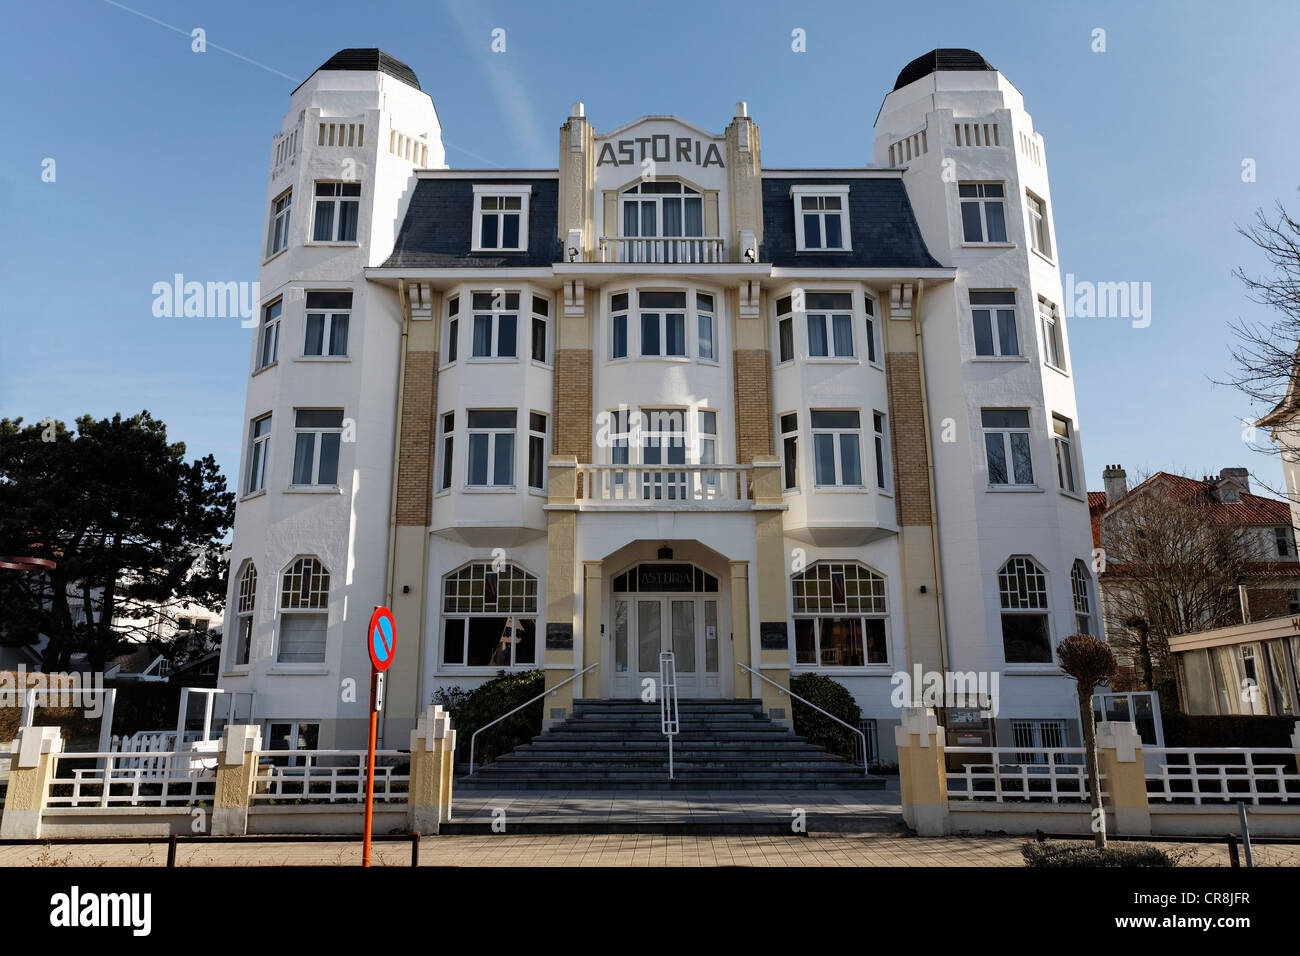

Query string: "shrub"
[789, 672, 863, 763]
[433, 670, 544, 766]
[1021, 840, 1178, 867]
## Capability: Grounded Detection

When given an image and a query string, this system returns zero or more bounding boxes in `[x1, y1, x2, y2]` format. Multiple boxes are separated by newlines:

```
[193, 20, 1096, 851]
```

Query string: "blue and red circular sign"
[367, 606, 396, 672]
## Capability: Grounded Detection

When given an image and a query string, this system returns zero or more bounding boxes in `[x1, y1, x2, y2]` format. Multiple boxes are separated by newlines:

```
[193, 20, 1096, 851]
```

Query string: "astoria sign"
[597, 135, 725, 168]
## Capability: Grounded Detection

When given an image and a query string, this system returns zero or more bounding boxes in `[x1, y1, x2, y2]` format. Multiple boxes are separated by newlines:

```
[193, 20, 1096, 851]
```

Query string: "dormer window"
[621, 181, 703, 239]
[791, 185, 851, 252]
[473, 185, 530, 252]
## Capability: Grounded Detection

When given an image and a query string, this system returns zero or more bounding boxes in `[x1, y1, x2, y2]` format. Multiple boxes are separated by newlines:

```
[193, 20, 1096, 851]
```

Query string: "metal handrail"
[736, 662, 870, 775]
[659, 651, 679, 780]
[468, 663, 599, 774]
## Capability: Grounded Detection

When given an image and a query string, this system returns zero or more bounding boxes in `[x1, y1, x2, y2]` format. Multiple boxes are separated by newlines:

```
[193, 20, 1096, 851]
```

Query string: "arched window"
[998, 557, 1052, 663]
[278, 557, 329, 664]
[621, 181, 703, 239]
[234, 562, 256, 667]
[791, 562, 888, 666]
[1071, 560, 1094, 637]
[442, 562, 538, 668]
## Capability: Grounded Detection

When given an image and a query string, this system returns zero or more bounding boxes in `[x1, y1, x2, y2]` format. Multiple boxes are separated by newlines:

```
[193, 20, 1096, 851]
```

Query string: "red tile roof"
[1090, 472, 1291, 534]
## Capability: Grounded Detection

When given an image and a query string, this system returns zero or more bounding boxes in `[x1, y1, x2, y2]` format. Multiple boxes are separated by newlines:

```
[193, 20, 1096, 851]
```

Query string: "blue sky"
[2, 0, 1299, 499]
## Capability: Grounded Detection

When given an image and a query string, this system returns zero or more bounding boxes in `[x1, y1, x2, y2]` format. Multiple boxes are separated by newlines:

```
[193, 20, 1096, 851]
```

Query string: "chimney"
[1218, 467, 1250, 498]
[1102, 464, 1127, 506]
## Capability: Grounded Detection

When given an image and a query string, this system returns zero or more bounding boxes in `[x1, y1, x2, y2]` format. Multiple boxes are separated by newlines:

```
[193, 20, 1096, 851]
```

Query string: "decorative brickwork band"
[733, 349, 773, 465]
[395, 351, 438, 527]
[553, 349, 593, 460]
[884, 351, 934, 526]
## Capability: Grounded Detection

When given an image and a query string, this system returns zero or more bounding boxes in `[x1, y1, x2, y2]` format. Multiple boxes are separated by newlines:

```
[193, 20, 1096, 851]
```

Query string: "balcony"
[577, 464, 753, 510]
[596, 237, 727, 264]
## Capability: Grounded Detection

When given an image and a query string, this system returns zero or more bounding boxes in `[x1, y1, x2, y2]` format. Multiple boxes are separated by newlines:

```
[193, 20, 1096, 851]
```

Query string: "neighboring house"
[221, 46, 1098, 761]
[1167, 615, 1300, 717]
[169, 649, 221, 688]
[1088, 465, 1300, 688]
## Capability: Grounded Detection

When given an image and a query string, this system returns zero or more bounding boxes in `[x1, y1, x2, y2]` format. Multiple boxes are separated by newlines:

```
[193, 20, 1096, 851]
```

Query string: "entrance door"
[612, 594, 721, 698]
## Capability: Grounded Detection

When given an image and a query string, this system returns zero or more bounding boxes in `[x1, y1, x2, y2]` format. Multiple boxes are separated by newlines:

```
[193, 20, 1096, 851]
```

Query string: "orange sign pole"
[362, 668, 379, 867]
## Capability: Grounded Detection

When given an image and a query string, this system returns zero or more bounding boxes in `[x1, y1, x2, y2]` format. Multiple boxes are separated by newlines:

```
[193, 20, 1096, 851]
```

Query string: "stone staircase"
[457, 698, 886, 791]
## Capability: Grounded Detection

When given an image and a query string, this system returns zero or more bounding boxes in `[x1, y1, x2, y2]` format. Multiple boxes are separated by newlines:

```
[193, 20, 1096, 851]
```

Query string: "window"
[291, 409, 343, 487]
[471, 292, 518, 359]
[1039, 297, 1064, 370]
[971, 291, 1019, 357]
[244, 414, 272, 495]
[1026, 191, 1051, 258]
[234, 562, 256, 666]
[621, 181, 703, 240]
[257, 299, 281, 370]
[611, 292, 629, 359]
[864, 297, 877, 363]
[439, 412, 454, 492]
[266, 189, 291, 257]
[777, 296, 795, 363]
[303, 291, 351, 357]
[278, 557, 329, 664]
[982, 409, 1034, 486]
[1071, 561, 1093, 636]
[1276, 526, 1294, 557]
[698, 410, 717, 490]
[697, 293, 715, 360]
[442, 562, 538, 667]
[531, 295, 549, 363]
[445, 296, 459, 363]
[1012, 719, 1066, 764]
[640, 408, 688, 499]
[528, 412, 547, 490]
[473, 185, 529, 252]
[1053, 414, 1077, 494]
[959, 182, 1008, 243]
[639, 291, 687, 358]
[781, 413, 799, 490]
[467, 410, 516, 487]
[266, 721, 320, 767]
[792, 562, 889, 666]
[806, 292, 854, 358]
[811, 410, 863, 486]
[873, 412, 888, 490]
[792, 186, 850, 251]
[999, 557, 1052, 663]
[312, 182, 360, 242]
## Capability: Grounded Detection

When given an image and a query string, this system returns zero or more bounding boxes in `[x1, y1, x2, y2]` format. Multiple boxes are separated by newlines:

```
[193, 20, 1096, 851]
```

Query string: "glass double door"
[612, 594, 720, 698]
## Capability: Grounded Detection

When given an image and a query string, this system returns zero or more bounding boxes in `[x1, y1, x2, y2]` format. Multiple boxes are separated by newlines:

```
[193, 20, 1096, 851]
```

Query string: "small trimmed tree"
[1057, 633, 1118, 850]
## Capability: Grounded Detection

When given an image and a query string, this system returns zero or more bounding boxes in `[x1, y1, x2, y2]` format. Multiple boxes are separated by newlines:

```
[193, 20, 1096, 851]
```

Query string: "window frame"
[470, 291, 520, 360]
[791, 184, 852, 252]
[233, 561, 256, 668]
[530, 294, 550, 365]
[290, 409, 345, 488]
[1026, 190, 1052, 259]
[1038, 296, 1066, 372]
[1052, 414, 1078, 495]
[302, 290, 352, 359]
[1070, 560, 1094, 637]
[276, 556, 330, 665]
[310, 181, 361, 244]
[266, 188, 292, 259]
[791, 561, 890, 668]
[998, 556, 1054, 665]
[245, 413, 272, 496]
[466, 409, 517, 489]
[444, 295, 460, 365]
[610, 291, 630, 360]
[780, 412, 799, 491]
[619, 180, 705, 241]
[873, 411, 890, 492]
[970, 290, 1020, 358]
[438, 411, 455, 493]
[441, 561, 539, 669]
[527, 411, 548, 491]
[638, 290, 688, 359]
[256, 299, 282, 371]
[471, 184, 531, 253]
[810, 409, 864, 488]
[982, 408, 1035, 488]
[959, 182, 1009, 244]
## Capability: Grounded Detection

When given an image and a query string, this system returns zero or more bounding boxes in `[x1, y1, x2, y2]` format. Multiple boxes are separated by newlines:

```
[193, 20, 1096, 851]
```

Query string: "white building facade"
[220, 48, 1097, 764]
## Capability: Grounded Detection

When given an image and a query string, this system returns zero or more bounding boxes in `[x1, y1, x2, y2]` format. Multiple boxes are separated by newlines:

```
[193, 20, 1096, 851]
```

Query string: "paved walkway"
[2, 833, 1296, 867]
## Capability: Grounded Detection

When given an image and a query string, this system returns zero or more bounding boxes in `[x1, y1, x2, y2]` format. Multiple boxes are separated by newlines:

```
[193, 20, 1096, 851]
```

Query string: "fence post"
[0, 726, 62, 839]
[212, 724, 261, 837]
[409, 705, 451, 835]
[893, 708, 949, 836]
[1095, 720, 1151, 836]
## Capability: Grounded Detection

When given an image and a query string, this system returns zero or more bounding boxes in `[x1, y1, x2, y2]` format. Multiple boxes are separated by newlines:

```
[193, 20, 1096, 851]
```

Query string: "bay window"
[811, 410, 863, 487]
[442, 562, 538, 667]
[792, 562, 889, 666]
[467, 410, 516, 487]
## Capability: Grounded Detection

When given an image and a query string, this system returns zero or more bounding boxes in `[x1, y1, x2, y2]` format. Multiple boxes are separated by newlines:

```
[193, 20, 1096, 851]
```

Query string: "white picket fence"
[945, 747, 1097, 804]
[251, 750, 410, 804]
[48, 750, 217, 808]
[1145, 747, 1300, 806]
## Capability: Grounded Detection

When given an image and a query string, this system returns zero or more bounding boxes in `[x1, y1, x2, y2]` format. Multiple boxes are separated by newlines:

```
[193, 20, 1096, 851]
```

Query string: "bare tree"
[1058, 634, 1118, 850]
[1099, 474, 1271, 686]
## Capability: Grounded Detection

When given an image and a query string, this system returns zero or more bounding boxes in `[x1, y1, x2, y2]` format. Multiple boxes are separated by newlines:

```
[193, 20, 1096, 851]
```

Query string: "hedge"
[432, 670, 544, 766]
[789, 673, 864, 763]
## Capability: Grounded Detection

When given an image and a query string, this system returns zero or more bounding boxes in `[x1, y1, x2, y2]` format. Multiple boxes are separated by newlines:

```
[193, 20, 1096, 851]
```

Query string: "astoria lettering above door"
[597, 136, 725, 168]
[637, 564, 695, 591]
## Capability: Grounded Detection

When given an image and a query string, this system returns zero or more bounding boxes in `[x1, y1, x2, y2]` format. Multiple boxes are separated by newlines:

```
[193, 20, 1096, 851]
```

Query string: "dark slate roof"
[760, 177, 943, 268]
[381, 177, 563, 268]
[294, 48, 421, 94]
[893, 48, 996, 91]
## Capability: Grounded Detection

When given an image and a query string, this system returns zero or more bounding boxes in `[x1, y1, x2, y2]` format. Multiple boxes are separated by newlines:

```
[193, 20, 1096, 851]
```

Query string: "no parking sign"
[367, 606, 396, 673]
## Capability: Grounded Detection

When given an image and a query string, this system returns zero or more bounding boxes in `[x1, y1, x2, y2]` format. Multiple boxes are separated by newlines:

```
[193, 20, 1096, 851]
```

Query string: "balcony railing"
[597, 237, 726, 264]
[577, 464, 752, 508]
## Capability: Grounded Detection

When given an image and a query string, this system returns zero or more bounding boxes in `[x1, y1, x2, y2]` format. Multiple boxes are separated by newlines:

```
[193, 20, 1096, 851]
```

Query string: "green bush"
[433, 670, 544, 767]
[1021, 841, 1178, 867]
[789, 672, 863, 763]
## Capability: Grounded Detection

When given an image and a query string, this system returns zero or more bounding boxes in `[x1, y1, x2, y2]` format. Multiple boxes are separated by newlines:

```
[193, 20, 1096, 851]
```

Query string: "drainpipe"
[911, 279, 951, 676]
[380, 279, 413, 745]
